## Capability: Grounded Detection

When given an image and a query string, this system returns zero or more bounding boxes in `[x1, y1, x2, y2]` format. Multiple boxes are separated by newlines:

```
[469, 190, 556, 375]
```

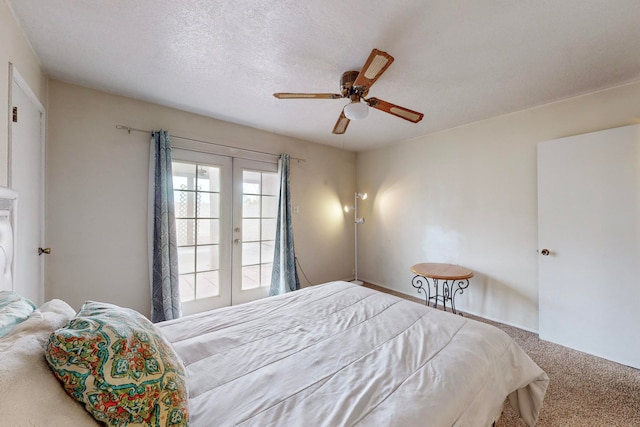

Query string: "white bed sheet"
[158, 281, 548, 427]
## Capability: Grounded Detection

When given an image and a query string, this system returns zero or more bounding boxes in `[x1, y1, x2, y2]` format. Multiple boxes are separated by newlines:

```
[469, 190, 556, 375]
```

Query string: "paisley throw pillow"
[45, 301, 188, 426]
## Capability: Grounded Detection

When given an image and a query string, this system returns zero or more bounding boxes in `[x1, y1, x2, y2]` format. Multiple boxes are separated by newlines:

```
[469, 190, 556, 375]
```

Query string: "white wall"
[357, 80, 640, 331]
[0, 0, 47, 185]
[46, 80, 356, 316]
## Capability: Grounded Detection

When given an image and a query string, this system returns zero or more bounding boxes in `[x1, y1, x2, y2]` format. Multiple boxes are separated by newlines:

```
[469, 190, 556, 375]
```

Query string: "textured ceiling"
[7, 0, 640, 151]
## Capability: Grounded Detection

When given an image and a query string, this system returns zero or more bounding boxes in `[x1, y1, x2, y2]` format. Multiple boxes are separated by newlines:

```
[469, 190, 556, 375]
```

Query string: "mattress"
[158, 281, 548, 426]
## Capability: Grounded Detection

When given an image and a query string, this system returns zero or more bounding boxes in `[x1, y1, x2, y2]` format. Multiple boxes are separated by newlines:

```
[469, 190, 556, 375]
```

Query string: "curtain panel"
[149, 130, 181, 322]
[269, 154, 300, 296]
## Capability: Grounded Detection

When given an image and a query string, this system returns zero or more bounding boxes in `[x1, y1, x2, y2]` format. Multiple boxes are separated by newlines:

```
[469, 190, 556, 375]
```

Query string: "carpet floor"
[362, 283, 640, 426]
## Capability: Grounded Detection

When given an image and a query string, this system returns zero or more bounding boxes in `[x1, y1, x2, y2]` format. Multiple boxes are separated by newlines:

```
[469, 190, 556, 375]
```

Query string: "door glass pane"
[261, 242, 274, 263]
[178, 246, 195, 274]
[174, 190, 196, 217]
[173, 162, 197, 190]
[262, 195, 278, 218]
[243, 195, 260, 217]
[262, 173, 279, 196]
[196, 245, 219, 271]
[243, 171, 261, 194]
[261, 218, 277, 240]
[197, 219, 219, 244]
[243, 218, 260, 241]
[198, 193, 220, 218]
[242, 265, 260, 290]
[261, 264, 273, 288]
[176, 219, 195, 246]
[242, 242, 260, 266]
[179, 274, 196, 302]
[197, 165, 220, 192]
[196, 271, 219, 298]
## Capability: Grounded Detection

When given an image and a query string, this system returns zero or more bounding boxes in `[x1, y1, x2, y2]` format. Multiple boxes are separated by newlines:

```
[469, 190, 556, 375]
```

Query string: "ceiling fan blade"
[332, 110, 350, 134]
[353, 49, 394, 90]
[367, 98, 424, 123]
[274, 93, 343, 99]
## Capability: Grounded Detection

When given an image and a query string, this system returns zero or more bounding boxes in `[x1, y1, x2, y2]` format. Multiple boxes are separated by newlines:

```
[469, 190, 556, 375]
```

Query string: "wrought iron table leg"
[450, 279, 470, 315]
[411, 275, 431, 307]
[412, 275, 470, 315]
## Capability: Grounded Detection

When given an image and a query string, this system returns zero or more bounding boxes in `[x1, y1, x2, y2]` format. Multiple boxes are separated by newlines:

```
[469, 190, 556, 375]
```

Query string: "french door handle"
[234, 239, 241, 245]
[540, 249, 550, 256]
[38, 247, 51, 255]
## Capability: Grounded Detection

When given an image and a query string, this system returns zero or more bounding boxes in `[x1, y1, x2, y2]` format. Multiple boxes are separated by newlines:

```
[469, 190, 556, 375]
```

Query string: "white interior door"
[231, 158, 279, 305]
[10, 69, 45, 306]
[538, 124, 640, 368]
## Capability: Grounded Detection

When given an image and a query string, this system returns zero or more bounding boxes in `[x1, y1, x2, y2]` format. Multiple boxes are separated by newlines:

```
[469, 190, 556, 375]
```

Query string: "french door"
[232, 159, 279, 305]
[172, 150, 278, 314]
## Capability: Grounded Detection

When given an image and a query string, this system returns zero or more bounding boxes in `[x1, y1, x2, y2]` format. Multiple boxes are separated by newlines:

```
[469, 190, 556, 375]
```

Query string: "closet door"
[537, 124, 640, 368]
[10, 69, 46, 305]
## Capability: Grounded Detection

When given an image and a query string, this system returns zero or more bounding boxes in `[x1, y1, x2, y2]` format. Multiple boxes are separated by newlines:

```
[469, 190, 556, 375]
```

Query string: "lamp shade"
[344, 101, 369, 120]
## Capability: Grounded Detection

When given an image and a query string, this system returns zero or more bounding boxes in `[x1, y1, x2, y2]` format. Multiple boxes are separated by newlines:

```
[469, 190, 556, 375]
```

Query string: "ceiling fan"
[273, 49, 424, 134]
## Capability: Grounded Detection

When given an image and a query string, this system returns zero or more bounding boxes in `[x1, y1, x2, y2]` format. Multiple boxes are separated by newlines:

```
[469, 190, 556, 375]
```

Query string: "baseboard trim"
[359, 277, 539, 334]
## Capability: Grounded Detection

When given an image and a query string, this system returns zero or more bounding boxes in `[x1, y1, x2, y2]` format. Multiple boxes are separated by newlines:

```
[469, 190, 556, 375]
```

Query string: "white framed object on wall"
[0, 187, 18, 292]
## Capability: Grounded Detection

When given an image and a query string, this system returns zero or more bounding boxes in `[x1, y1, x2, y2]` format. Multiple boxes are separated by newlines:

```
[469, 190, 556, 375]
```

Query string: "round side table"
[411, 263, 473, 315]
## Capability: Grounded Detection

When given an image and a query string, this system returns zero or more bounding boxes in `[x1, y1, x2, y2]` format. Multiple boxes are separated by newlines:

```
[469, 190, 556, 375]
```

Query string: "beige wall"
[357, 80, 640, 331]
[46, 80, 356, 315]
[0, 0, 47, 184]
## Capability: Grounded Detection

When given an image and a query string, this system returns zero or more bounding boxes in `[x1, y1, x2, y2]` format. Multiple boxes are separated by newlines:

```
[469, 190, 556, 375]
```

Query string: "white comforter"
[158, 281, 548, 427]
[0, 299, 100, 426]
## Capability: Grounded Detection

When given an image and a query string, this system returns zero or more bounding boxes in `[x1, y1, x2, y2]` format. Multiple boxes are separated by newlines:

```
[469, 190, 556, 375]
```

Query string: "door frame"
[171, 150, 279, 312]
[8, 64, 46, 303]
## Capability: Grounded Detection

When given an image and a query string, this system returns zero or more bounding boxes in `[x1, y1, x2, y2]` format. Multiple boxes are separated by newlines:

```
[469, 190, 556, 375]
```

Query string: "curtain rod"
[115, 125, 306, 162]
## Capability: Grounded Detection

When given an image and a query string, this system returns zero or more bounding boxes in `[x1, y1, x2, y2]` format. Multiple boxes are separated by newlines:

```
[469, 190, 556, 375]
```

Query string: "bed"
[0, 187, 548, 426]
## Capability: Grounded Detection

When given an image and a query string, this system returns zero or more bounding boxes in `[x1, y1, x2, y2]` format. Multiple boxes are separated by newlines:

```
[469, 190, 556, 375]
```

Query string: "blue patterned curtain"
[150, 130, 181, 322]
[269, 154, 300, 296]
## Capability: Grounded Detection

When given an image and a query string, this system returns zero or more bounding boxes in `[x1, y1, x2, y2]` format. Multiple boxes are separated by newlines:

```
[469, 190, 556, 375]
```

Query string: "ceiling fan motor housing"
[341, 71, 368, 98]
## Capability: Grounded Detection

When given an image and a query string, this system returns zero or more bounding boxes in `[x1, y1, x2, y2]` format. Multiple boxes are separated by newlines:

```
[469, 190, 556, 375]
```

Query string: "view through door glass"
[172, 151, 278, 313]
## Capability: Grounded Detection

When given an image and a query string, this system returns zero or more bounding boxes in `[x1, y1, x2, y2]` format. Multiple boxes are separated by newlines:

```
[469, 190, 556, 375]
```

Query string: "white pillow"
[0, 299, 100, 426]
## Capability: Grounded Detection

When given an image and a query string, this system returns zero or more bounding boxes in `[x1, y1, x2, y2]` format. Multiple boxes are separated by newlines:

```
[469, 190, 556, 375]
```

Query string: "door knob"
[540, 249, 550, 256]
[234, 239, 240, 245]
[38, 247, 51, 255]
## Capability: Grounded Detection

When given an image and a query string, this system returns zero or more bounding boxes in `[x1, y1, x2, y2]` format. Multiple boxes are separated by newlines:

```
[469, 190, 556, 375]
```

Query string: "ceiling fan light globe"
[344, 102, 369, 120]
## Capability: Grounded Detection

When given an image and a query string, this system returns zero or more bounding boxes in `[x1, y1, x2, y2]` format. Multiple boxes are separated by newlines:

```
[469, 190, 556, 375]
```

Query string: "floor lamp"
[346, 192, 367, 285]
